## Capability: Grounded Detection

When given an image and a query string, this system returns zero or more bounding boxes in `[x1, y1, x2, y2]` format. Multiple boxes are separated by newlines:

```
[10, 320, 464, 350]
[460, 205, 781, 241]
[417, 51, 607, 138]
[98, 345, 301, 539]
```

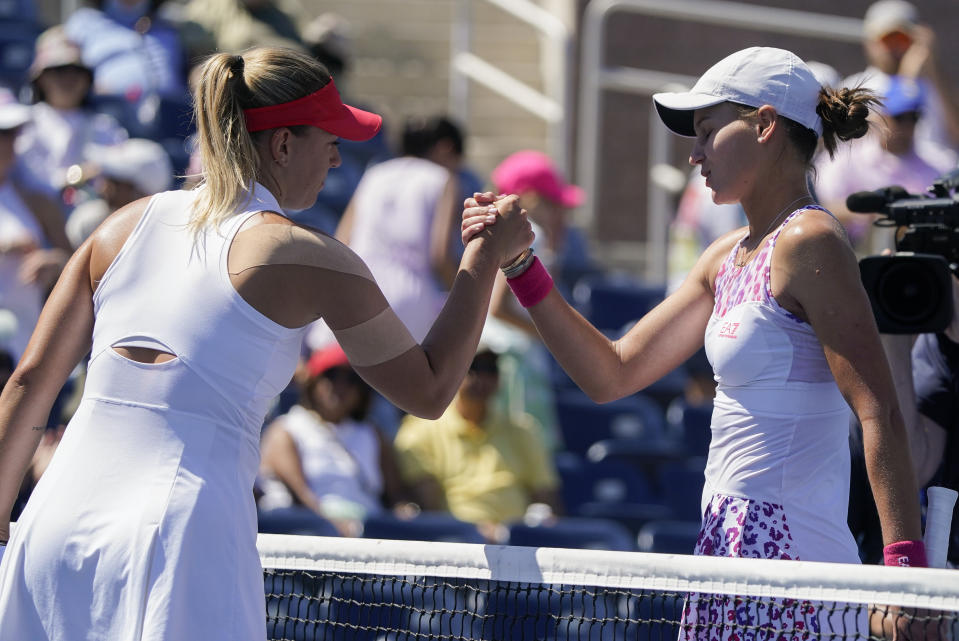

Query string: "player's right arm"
[234, 195, 533, 419]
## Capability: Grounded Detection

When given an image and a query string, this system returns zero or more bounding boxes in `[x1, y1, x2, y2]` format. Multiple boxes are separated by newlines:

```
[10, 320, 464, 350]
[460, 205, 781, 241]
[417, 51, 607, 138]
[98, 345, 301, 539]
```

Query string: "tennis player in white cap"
[466, 45, 926, 568]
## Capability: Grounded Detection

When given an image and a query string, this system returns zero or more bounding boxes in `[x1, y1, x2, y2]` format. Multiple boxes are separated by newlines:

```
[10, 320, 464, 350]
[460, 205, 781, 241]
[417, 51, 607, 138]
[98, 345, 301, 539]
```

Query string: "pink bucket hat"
[491, 150, 583, 208]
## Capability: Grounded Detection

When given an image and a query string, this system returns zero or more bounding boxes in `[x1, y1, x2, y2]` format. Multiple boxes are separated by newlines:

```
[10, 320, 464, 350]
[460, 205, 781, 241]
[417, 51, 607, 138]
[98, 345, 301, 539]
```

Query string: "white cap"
[863, 0, 918, 40]
[0, 88, 30, 131]
[652, 47, 824, 138]
[90, 139, 173, 196]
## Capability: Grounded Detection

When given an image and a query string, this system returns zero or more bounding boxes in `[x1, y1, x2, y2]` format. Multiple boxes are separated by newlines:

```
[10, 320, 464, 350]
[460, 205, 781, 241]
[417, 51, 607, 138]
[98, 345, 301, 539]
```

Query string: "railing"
[450, 0, 574, 176]
[578, 0, 864, 282]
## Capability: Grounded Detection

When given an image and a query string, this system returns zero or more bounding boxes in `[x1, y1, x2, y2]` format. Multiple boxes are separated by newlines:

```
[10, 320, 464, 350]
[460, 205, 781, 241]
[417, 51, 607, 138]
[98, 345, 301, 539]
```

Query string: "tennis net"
[259, 533, 959, 641]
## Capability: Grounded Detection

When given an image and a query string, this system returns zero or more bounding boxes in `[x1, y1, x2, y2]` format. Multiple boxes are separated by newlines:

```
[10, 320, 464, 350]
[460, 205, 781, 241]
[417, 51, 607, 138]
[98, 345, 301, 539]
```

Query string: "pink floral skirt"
[680, 494, 819, 641]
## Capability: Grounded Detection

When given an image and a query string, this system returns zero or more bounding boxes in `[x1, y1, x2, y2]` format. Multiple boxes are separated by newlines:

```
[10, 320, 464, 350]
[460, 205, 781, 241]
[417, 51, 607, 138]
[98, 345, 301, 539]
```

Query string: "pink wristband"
[883, 540, 928, 567]
[506, 256, 553, 308]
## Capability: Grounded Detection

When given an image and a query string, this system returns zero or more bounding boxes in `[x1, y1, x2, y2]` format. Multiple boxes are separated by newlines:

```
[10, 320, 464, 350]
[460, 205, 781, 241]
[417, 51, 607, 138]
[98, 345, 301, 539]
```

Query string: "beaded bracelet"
[501, 248, 535, 279]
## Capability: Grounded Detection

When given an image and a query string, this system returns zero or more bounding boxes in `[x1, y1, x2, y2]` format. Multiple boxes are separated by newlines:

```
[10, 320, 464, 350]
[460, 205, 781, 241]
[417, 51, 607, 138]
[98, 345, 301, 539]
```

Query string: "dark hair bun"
[816, 86, 880, 158]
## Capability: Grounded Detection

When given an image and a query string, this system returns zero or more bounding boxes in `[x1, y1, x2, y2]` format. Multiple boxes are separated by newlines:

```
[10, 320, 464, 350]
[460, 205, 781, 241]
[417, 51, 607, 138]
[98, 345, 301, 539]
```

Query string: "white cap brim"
[652, 92, 726, 137]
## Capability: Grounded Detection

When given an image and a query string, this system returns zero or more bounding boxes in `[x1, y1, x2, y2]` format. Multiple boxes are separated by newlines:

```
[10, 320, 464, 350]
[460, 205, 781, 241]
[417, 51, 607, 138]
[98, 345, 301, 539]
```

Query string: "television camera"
[846, 168, 959, 333]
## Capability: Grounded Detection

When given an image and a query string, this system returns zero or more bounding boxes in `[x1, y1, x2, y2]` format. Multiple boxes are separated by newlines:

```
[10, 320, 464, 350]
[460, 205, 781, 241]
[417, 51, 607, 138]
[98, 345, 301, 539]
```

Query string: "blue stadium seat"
[656, 456, 707, 521]
[0, 23, 38, 91]
[585, 437, 687, 468]
[636, 519, 702, 555]
[361, 511, 485, 544]
[554, 390, 666, 457]
[0, 0, 37, 23]
[666, 398, 712, 457]
[507, 516, 636, 551]
[571, 273, 665, 332]
[89, 94, 140, 136]
[257, 506, 341, 537]
[90, 93, 195, 141]
[555, 451, 658, 509]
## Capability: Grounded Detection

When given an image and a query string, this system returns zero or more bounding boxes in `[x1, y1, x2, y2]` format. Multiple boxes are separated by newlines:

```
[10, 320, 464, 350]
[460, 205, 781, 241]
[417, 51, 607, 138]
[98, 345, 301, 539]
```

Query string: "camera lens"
[875, 260, 943, 324]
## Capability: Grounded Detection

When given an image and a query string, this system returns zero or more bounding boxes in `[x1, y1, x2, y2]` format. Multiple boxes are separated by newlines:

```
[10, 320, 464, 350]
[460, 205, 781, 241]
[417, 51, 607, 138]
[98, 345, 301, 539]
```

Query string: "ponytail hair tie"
[229, 55, 245, 75]
[227, 55, 254, 103]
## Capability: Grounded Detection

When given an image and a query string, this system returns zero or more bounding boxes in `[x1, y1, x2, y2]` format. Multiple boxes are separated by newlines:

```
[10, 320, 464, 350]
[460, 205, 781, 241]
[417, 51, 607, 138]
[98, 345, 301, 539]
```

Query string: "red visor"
[243, 79, 382, 141]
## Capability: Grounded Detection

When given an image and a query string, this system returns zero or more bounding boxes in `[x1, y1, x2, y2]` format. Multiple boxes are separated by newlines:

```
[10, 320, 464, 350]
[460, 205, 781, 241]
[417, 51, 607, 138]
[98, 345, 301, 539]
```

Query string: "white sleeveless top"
[701, 207, 859, 563]
[0, 183, 307, 640]
[87, 184, 306, 433]
[347, 156, 450, 342]
[259, 405, 384, 518]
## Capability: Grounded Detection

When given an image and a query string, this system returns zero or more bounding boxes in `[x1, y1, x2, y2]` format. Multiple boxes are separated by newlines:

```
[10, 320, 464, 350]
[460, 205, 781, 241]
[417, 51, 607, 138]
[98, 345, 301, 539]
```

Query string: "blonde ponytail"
[189, 48, 332, 235]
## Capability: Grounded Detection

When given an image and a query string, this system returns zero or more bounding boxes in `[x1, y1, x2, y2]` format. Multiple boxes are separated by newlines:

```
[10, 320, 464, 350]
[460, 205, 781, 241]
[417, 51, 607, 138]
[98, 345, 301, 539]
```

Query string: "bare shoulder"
[89, 196, 153, 286]
[771, 208, 861, 320]
[233, 213, 373, 279]
[775, 208, 853, 264]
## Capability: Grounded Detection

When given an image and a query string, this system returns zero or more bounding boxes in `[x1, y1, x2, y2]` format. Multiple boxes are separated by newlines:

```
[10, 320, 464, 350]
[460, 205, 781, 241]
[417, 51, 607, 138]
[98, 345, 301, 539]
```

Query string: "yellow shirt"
[394, 402, 558, 525]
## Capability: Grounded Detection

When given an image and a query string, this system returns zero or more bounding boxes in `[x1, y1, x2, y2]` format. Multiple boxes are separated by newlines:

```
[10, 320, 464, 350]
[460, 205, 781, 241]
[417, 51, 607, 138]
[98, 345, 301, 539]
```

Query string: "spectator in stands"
[64, 0, 190, 100]
[64, 138, 173, 247]
[845, 0, 959, 160]
[849, 276, 959, 566]
[481, 150, 593, 451]
[0, 90, 72, 361]
[394, 345, 562, 543]
[16, 26, 128, 202]
[491, 150, 595, 289]
[815, 75, 954, 255]
[312, 115, 475, 437]
[331, 115, 466, 344]
[258, 343, 417, 537]
[464, 47, 926, 570]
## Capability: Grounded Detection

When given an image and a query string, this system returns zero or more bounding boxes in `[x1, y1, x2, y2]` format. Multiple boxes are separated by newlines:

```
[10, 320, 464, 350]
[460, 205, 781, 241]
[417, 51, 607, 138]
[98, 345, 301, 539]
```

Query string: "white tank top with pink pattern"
[699, 206, 860, 564]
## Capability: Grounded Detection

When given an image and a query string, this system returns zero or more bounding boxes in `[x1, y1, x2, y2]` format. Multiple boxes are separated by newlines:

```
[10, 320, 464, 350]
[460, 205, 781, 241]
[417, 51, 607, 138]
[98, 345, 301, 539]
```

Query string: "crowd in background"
[2, 0, 956, 561]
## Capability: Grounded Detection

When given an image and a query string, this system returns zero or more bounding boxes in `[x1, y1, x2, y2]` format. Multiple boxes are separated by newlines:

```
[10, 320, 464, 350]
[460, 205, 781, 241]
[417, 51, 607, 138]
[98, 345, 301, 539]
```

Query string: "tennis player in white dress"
[0, 47, 533, 640]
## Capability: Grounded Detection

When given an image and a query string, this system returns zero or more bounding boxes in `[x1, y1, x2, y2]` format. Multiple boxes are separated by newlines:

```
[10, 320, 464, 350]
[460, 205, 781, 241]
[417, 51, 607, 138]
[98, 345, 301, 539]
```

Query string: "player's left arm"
[772, 211, 922, 545]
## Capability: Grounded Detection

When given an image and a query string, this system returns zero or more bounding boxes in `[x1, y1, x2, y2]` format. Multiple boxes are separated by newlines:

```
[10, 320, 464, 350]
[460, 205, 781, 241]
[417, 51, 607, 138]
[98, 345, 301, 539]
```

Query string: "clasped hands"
[461, 192, 534, 267]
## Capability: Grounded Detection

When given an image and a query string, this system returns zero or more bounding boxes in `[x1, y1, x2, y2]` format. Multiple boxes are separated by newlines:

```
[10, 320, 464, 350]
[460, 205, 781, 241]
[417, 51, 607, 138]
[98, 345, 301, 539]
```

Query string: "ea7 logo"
[718, 322, 740, 339]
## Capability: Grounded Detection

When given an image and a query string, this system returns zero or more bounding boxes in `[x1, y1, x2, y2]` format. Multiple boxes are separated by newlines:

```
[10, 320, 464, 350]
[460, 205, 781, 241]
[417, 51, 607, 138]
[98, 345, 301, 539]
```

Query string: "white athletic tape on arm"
[332, 307, 417, 367]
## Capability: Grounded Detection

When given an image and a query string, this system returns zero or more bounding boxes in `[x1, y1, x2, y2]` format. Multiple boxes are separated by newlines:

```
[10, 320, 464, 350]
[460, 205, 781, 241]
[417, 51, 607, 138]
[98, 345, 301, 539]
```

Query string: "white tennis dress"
[0, 184, 307, 640]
